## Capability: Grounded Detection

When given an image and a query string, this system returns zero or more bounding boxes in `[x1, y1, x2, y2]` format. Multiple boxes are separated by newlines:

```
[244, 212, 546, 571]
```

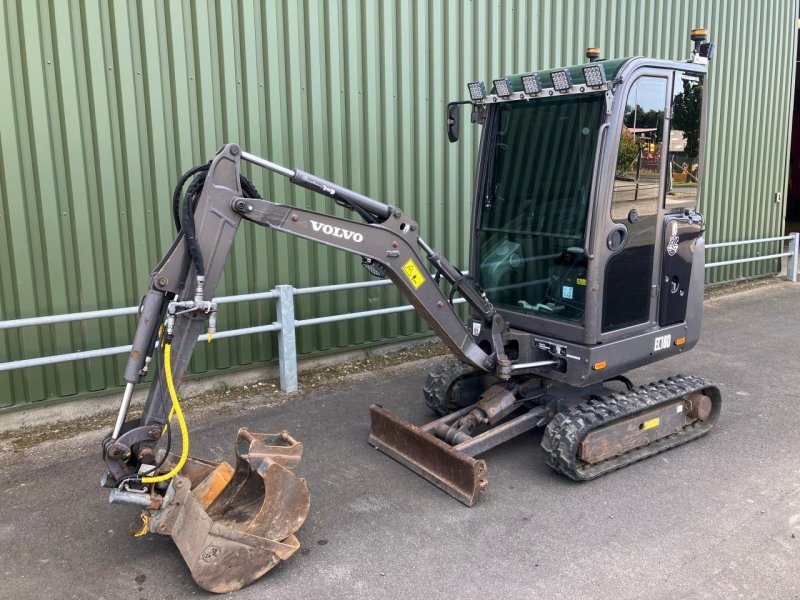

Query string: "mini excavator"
[102, 31, 719, 593]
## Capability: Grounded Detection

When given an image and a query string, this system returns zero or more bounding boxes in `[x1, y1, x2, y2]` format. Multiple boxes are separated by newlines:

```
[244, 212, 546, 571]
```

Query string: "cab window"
[666, 72, 704, 209]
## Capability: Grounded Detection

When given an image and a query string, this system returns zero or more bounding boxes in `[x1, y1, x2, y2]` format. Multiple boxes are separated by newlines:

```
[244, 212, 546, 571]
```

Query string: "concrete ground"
[0, 281, 798, 600]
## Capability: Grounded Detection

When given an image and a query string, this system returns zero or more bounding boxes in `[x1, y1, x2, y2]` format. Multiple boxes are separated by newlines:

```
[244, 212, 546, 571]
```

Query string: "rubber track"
[541, 374, 721, 481]
[423, 361, 479, 416]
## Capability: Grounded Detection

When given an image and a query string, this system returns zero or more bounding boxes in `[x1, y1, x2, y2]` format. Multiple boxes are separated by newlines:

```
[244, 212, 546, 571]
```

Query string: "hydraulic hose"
[141, 343, 189, 484]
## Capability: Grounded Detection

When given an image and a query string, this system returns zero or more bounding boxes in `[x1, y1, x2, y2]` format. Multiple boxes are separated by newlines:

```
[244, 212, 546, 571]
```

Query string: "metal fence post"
[788, 232, 799, 283]
[275, 285, 298, 392]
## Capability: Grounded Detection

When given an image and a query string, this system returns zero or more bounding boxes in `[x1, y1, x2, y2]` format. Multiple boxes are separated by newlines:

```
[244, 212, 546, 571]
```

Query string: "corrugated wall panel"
[0, 0, 796, 409]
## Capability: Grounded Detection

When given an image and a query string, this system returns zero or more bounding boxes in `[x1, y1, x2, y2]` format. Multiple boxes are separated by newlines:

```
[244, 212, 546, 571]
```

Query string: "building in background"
[788, 17, 800, 233]
[0, 0, 797, 409]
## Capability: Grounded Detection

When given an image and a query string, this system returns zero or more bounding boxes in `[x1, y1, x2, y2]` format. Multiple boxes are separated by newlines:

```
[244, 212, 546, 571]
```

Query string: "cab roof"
[499, 57, 632, 94]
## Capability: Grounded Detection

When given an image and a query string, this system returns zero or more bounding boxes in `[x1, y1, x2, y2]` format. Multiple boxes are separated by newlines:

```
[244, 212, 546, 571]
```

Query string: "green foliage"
[616, 128, 640, 176]
[673, 80, 703, 158]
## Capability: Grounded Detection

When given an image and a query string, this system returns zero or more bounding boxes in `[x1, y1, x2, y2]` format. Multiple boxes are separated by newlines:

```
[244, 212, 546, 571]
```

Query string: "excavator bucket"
[146, 428, 310, 594]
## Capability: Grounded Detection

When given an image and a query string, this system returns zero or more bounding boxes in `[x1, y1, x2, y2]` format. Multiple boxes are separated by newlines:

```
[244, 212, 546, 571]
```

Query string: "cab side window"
[666, 73, 704, 208]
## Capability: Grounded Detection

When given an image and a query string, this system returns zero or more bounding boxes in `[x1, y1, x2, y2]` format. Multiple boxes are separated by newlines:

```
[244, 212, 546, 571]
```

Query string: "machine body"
[102, 34, 721, 592]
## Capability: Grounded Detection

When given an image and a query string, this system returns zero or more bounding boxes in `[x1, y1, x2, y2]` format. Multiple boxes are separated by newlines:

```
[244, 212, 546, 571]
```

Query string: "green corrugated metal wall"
[0, 0, 796, 410]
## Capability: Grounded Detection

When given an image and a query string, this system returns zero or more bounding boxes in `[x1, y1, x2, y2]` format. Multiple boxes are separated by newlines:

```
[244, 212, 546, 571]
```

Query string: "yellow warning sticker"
[402, 258, 426, 289]
[641, 417, 661, 431]
[576, 277, 587, 286]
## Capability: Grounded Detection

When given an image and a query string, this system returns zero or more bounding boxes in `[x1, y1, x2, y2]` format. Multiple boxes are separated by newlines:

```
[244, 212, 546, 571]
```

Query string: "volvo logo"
[310, 220, 364, 243]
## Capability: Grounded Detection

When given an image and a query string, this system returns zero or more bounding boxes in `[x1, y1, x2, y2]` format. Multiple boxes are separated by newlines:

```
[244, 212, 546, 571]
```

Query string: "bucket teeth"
[151, 428, 310, 594]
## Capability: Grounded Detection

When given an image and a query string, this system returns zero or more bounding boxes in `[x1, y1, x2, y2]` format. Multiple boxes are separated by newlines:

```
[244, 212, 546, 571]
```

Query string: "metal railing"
[0, 275, 467, 393]
[706, 233, 798, 280]
[0, 232, 796, 395]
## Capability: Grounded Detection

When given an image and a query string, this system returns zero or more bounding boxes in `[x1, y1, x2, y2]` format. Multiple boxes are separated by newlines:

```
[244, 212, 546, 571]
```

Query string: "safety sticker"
[576, 277, 587, 286]
[402, 258, 426, 289]
[562, 285, 574, 300]
[641, 417, 661, 431]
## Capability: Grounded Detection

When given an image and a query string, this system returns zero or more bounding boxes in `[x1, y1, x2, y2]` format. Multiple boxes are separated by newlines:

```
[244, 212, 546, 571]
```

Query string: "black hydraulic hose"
[183, 171, 207, 276]
[174, 163, 264, 279]
[350, 201, 379, 224]
[239, 173, 261, 199]
[171, 163, 210, 233]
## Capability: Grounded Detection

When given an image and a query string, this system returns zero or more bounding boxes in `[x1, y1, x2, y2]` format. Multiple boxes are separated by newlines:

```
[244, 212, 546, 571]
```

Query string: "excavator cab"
[103, 30, 719, 593]
[465, 55, 710, 383]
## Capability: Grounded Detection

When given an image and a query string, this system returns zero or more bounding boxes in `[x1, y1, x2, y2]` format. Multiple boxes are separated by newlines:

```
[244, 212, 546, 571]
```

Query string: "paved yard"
[0, 282, 798, 599]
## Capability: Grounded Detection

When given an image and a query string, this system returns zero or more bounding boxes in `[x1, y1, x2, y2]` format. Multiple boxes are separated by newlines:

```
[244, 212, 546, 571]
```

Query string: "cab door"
[658, 69, 706, 326]
[601, 74, 669, 334]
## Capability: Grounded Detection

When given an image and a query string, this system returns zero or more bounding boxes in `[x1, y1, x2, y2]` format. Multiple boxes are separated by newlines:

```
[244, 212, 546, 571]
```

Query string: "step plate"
[368, 404, 487, 506]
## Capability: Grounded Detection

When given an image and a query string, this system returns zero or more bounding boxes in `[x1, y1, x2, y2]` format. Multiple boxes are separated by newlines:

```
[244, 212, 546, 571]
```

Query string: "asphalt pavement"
[1, 281, 798, 600]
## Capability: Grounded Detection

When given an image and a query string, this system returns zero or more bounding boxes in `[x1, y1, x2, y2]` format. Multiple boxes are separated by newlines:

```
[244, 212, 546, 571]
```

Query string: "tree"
[672, 79, 703, 159]
[616, 127, 640, 176]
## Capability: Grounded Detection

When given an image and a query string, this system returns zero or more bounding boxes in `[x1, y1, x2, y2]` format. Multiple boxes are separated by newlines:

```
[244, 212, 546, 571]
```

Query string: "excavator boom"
[102, 144, 506, 592]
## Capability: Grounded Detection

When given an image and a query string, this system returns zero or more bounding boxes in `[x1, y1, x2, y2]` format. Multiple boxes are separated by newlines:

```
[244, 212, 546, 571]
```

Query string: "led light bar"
[467, 81, 487, 101]
[582, 63, 606, 88]
[520, 73, 542, 96]
[550, 69, 573, 93]
[492, 77, 513, 98]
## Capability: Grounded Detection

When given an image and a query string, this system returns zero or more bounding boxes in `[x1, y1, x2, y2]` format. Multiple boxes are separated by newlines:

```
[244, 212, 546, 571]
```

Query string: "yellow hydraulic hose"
[141, 343, 189, 484]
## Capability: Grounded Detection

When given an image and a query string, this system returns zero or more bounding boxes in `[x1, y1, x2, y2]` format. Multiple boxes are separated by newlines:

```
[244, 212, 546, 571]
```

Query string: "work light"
[521, 73, 542, 96]
[493, 78, 513, 98]
[467, 81, 487, 101]
[582, 64, 606, 88]
[550, 69, 573, 92]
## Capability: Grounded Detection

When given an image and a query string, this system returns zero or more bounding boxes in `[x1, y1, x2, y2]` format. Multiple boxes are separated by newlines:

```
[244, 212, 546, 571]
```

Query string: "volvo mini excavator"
[102, 31, 719, 593]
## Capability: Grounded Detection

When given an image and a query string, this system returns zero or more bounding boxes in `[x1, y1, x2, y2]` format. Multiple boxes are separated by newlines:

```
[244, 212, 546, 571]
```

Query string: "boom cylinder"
[240, 151, 393, 221]
[290, 169, 393, 221]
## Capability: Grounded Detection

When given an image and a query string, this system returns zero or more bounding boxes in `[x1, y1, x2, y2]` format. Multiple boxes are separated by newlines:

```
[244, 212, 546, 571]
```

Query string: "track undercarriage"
[368, 362, 721, 505]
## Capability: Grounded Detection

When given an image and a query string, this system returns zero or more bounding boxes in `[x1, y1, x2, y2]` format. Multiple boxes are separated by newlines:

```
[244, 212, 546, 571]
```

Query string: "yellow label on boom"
[402, 259, 426, 289]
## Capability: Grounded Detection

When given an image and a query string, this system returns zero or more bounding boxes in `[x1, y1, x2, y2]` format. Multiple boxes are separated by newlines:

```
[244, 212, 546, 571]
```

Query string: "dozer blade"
[149, 428, 310, 594]
[368, 404, 488, 506]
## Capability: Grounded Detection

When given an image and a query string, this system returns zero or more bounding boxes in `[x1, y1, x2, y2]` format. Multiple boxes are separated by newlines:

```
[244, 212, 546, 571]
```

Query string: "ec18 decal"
[654, 334, 672, 351]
